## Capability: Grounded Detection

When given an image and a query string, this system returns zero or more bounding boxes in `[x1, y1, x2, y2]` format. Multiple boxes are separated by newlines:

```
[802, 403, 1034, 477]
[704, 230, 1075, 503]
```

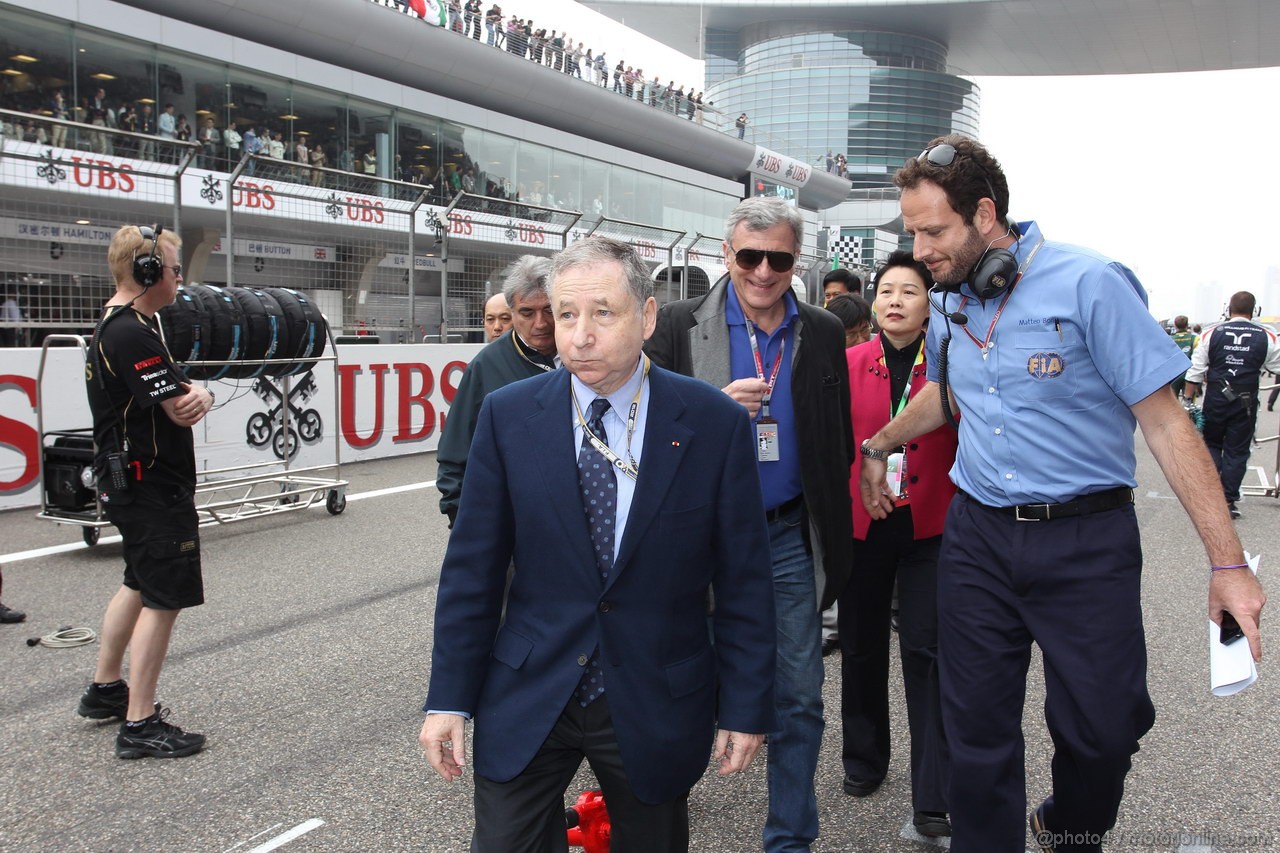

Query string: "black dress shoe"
[842, 775, 882, 797]
[912, 811, 951, 838]
[0, 603, 26, 624]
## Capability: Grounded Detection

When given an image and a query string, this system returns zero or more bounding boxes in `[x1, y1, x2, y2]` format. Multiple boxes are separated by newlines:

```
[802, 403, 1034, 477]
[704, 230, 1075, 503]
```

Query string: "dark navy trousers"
[1202, 389, 1258, 503]
[938, 493, 1155, 853]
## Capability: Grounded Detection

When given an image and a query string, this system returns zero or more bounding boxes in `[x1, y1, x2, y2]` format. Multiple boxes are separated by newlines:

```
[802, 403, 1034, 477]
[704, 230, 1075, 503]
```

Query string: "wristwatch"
[860, 439, 890, 461]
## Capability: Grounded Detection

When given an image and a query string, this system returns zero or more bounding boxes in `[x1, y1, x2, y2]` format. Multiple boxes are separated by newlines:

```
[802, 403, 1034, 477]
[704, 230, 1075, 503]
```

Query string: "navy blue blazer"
[425, 364, 777, 804]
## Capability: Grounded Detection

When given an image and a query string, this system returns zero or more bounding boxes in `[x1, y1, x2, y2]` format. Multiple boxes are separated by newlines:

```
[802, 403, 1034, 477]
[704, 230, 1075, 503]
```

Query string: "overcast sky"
[975, 68, 1280, 322]
[495, 2, 1280, 321]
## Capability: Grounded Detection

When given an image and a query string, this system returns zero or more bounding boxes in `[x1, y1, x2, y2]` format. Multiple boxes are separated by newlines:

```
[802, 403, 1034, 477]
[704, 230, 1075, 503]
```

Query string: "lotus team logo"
[200, 174, 223, 205]
[36, 150, 67, 185]
[1027, 351, 1066, 380]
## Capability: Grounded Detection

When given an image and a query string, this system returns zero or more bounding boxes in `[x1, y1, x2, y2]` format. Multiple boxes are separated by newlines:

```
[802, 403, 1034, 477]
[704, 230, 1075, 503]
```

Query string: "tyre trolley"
[34, 326, 348, 546]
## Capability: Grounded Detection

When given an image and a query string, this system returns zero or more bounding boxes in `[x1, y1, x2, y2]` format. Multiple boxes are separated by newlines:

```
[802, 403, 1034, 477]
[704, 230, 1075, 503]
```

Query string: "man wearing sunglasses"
[858, 135, 1265, 853]
[78, 225, 213, 759]
[646, 196, 853, 853]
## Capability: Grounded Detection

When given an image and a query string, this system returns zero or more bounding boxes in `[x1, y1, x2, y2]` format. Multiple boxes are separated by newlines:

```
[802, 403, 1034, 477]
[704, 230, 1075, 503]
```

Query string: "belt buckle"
[1014, 503, 1049, 522]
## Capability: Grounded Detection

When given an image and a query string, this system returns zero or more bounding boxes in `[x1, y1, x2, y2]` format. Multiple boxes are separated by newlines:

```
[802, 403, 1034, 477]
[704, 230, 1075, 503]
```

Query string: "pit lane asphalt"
[1, 419, 1277, 852]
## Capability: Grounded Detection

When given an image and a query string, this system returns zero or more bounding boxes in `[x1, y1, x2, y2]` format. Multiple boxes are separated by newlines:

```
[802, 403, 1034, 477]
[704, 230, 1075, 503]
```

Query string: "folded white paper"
[1209, 551, 1260, 697]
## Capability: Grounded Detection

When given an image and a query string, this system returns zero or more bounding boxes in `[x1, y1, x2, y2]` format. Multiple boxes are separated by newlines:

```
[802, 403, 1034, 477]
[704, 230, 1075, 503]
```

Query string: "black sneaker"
[1229, 503, 1242, 520]
[0, 603, 25, 623]
[77, 682, 129, 720]
[115, 708, 206, 759]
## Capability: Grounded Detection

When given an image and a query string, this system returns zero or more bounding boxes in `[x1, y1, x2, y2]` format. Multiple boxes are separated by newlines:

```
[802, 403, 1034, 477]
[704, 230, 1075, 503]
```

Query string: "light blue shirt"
[925, 221, 1188, 506]
[569, 356, 649, 561]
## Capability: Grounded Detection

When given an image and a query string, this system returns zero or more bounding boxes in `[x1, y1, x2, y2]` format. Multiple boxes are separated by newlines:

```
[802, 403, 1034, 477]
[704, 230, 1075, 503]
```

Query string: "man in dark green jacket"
[437, 256, 557, 525]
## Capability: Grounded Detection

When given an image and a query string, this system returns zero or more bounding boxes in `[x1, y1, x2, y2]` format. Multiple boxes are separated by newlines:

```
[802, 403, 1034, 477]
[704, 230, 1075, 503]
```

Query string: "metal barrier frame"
[1242, 380, 1279, 499]
[583, 216, 686, 304]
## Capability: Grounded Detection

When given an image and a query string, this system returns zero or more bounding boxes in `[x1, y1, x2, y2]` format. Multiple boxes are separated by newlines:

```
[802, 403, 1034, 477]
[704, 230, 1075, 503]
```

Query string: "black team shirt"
[86, 306, 195, 489]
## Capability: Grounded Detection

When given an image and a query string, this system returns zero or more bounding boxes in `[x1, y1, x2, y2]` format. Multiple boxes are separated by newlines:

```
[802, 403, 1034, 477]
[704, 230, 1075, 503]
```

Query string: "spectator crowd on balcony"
[380, 0, 710, 125]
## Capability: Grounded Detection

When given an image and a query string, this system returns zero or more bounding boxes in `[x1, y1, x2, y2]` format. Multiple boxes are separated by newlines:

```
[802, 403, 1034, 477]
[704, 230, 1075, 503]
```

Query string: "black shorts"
[105, 482, 204, 610]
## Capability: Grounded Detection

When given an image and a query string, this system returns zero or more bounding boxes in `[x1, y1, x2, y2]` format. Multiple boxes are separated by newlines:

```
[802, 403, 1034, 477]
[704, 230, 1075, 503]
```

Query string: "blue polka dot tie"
[575, 397, 614, 707]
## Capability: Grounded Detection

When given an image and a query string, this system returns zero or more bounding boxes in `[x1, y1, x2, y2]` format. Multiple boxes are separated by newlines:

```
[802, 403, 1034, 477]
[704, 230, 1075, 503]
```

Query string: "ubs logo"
[1027, 352, 1066, 379]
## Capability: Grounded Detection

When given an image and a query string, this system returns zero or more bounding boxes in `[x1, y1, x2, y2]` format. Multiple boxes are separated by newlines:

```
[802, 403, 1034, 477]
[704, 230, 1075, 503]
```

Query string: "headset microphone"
[928, 287, 968, 326]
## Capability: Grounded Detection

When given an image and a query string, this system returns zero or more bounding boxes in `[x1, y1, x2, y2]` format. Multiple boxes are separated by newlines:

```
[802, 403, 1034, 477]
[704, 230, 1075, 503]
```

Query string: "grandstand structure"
[0, 0, 849, 344]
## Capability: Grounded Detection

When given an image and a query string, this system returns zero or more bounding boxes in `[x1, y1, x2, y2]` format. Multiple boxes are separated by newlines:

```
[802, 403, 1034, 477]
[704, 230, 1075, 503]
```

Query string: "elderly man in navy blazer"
[420, 236, 778, 853]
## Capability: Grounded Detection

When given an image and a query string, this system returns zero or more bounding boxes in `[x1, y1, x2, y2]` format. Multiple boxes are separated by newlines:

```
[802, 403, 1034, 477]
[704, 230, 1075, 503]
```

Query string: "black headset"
[131, 224, 164, 288]
[934, 219, 1022, 301]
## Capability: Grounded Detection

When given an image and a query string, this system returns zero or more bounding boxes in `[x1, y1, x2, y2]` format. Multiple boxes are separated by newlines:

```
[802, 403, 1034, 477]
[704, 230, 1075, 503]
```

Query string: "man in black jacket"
[645, 196, 853, 853]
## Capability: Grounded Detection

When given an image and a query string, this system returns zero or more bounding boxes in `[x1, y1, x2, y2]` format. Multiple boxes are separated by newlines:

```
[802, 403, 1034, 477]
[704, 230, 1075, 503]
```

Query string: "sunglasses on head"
[918, 142, 1000, 206]
[730, 245, 795, 273]
[918, 142, 959, 167]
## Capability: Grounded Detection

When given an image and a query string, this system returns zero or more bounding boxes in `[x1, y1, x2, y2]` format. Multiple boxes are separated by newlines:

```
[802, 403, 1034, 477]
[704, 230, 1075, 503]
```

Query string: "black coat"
[644, 277, 853, 610]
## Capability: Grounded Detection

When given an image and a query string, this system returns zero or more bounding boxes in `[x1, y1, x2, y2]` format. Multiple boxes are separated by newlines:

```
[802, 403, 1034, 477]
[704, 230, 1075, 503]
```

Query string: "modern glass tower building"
[584, 0, 1280, 270]
[705, 26, 980, 191]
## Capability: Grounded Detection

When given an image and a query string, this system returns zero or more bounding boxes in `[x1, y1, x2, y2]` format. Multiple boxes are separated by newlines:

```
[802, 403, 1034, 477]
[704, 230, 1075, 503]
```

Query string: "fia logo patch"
[1027, 352, 1066, 380]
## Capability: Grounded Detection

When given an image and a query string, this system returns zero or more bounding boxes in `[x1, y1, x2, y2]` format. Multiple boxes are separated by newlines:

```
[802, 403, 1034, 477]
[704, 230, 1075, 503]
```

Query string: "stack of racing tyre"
[159, 284, 327, 380]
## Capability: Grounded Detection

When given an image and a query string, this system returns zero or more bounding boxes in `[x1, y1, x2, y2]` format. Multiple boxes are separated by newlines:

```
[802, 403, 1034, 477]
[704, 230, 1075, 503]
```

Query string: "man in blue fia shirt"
[859, 135, 1265, 853]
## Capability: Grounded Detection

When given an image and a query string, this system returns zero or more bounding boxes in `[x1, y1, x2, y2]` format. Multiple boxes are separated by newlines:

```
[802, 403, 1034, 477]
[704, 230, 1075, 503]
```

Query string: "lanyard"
[956, 235, 1046, 360]
[511, 331, 555, 372]
[880, 339, 926, 419]
[570, 355, 649, 482]
[746, 323, 786, 416]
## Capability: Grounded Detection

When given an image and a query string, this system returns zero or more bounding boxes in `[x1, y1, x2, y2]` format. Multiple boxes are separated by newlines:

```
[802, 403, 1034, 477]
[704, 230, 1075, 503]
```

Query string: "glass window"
[0, 13, 73, 121]
[225, 67, 290, 159]
[466, 127, 517, 200]
[397, 113, 441, 193]
[606, 164, 636, 221]
[550, 148, 583, 212]
[515, 140, 550, 206]
[582, 157, 607, 222]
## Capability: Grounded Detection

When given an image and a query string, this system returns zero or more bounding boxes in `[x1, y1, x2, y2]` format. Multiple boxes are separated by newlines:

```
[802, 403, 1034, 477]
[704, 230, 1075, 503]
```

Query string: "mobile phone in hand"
[1219, 611, 1244, 646]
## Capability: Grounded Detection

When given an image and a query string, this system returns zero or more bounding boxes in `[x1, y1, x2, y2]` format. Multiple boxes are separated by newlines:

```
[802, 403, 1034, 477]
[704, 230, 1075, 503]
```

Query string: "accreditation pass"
[756, 415, 780, 462]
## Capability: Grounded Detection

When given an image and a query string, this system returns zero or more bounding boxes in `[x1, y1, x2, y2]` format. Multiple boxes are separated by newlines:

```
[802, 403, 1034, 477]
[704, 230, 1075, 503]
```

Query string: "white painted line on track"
[246, 819, 326, 853]
[0, 533, 125, 563]
[221, 823, 283, 853]
[0, 479, 437, 564]
[345, 479, 435, 502]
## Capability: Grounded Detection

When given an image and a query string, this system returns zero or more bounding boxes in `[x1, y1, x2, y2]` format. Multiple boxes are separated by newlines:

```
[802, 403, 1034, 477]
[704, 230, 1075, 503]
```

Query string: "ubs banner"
[0, 343, 482, 512]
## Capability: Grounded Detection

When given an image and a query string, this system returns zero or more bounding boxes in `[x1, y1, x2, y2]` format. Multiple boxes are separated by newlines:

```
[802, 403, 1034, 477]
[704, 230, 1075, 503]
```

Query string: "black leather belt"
[963, 486, 1134, 522]
[765, 494, 804, 523]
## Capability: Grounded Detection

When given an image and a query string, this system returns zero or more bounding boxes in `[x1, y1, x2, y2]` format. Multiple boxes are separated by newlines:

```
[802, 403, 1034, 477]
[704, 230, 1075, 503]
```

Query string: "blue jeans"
[762, 507, 824, 852]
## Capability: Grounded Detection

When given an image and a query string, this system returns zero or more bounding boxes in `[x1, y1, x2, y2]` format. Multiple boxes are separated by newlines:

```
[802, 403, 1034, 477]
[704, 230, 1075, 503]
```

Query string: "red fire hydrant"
[565, 790, 610, 853]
